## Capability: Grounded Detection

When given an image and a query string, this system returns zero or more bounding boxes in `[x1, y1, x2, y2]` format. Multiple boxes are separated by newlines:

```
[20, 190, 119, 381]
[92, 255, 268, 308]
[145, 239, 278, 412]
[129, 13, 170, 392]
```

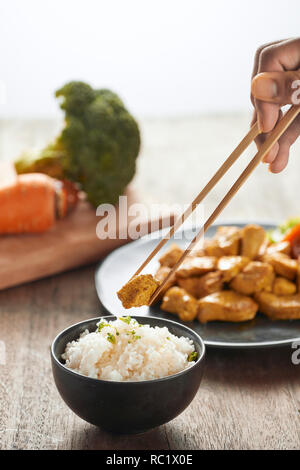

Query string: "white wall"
[0, 0, 299, 118]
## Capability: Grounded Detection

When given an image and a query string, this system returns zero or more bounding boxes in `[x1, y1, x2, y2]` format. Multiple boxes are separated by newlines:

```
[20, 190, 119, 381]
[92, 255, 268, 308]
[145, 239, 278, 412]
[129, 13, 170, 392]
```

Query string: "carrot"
[282, 223, 300, 243]
[0, 173, 78, 234]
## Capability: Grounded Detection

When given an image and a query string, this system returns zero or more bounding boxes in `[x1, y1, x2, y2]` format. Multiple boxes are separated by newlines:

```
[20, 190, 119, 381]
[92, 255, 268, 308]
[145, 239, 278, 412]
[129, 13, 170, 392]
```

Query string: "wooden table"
[0, 264, 299, 450]
[0, 115, 300, 450]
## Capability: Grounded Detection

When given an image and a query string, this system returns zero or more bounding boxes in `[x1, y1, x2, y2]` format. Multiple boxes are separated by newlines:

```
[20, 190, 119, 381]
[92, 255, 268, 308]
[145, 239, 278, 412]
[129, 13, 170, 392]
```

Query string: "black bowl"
[51, 315, 206, 434]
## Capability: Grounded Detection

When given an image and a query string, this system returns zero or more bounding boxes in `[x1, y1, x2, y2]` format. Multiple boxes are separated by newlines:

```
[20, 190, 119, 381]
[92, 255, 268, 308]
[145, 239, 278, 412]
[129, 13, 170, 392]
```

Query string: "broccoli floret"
[14, 81, 140, 207]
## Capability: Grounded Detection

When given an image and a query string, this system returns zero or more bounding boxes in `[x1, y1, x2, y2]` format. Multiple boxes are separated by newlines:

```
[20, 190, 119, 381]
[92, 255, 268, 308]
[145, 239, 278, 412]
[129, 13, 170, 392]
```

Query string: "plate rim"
[95, 220, 300, 349]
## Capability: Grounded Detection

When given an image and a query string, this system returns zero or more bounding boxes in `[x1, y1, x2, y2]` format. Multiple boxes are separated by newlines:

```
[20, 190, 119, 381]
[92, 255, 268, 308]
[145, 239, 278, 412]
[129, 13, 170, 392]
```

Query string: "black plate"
[95, 222, 300, 349]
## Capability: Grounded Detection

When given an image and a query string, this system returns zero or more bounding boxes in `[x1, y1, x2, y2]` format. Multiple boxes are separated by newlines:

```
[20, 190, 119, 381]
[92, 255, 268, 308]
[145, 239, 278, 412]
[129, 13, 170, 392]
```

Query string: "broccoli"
[14, 81, 141, 207]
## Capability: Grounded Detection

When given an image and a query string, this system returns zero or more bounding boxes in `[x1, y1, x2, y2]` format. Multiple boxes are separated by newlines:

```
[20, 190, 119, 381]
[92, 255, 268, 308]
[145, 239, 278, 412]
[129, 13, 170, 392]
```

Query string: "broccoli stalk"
[14, 82, 140, 207]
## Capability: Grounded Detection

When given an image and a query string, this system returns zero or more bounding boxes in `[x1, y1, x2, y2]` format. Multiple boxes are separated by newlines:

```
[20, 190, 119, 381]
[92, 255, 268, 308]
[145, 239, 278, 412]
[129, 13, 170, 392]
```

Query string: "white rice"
[62, 317, 197, 382]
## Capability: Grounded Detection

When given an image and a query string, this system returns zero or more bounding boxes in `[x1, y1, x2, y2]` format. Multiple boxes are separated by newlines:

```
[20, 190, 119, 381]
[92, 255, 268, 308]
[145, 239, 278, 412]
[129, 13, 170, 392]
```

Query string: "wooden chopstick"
[149, 105, 300, 305]
[131, 121, 260, 279]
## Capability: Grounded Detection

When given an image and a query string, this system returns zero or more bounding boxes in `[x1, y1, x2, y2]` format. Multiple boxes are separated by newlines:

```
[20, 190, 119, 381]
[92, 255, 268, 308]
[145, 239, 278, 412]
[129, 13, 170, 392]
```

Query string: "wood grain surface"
[0, 265, 299, 450]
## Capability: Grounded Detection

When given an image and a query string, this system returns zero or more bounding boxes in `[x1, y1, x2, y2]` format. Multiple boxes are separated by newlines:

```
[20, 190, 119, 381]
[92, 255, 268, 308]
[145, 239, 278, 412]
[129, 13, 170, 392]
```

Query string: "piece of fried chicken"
[177, 271, 223, 298]
[273, 277, 296, 296]
[229, 261, 274, 295]
[217, 256, 250, 282]
[158, 243, 183, 268]
[198, 290, 258, 324]
[204, 226, 241, 257]
[255, 292, 300, 320]
[262, 252, 298, 280]
[240, 224, 267, 259]
[161, 286, 198, 322]
[154, 266, 176, 298]
[176, 256, 217, 278]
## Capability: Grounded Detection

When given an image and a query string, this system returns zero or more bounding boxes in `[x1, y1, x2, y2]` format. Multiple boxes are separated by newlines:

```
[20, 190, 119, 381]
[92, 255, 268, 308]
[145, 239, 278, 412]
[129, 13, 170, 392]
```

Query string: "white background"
[0, 0, 299, 118]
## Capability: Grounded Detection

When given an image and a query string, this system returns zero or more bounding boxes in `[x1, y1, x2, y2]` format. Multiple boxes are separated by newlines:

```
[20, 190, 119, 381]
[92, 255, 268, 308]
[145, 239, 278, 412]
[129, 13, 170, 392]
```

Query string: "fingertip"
[262, 142, 279, 163]
[269, 152, 289, 173]
[269, 165, 283, 174]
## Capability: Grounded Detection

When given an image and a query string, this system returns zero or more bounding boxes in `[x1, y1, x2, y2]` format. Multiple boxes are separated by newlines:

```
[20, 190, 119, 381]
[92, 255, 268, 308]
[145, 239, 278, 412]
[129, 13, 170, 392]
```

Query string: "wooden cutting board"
[0, 163, 174, 290]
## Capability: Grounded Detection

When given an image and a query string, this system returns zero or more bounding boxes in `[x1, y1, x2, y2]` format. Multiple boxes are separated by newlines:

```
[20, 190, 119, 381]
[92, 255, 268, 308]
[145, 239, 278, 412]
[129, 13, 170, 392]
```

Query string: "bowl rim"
[51, 315, 206, 385]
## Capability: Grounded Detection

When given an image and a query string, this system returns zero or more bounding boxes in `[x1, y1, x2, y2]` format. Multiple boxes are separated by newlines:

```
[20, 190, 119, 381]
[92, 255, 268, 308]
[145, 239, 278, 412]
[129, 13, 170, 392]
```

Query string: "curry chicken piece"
[255, 292, 300, 320]
[265, 241, 291, 257]
[158, 243, 183, 268]
[190, 247, 206, 257]
[117, 274, 160, 309]
[176, 256, 217, 279]
[262, 252, 298, 280]
[241, 224, 266, 259]
[204, 226, 241, 257]
[273, 277, 297, 296]
[198, 290, 258, 324]
[230, 261, 274, 295]
[154, 266, 176, 298]
[177, 271, 223, 298]
[217, 256, 250, 282]
[161, 286, 198, 322]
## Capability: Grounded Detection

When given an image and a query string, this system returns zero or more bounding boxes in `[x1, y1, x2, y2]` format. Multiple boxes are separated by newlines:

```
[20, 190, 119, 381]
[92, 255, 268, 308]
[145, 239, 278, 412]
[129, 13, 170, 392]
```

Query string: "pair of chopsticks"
[131, 105, 300, 305]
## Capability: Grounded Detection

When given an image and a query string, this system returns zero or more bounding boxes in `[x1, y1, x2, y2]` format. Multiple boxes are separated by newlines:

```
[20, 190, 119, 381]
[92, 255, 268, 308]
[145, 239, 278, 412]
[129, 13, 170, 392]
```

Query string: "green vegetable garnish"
[279, 217, 300, 234]
[267, 217, 300, 244]
[126, 330, 141, 342]
[127, 335, 141, 344]
[98, 322, 110, 332]
[166, 337, 170, 340]
[119, 316, 131, 324]
[106, 333, 116, 344]
[14, 81, 140, 207]
[188, 352, 198, 362]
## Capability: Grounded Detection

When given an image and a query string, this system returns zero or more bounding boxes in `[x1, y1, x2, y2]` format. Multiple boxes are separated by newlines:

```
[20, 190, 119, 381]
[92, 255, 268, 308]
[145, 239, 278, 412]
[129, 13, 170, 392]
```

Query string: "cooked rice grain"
[62, 317, 196, 381]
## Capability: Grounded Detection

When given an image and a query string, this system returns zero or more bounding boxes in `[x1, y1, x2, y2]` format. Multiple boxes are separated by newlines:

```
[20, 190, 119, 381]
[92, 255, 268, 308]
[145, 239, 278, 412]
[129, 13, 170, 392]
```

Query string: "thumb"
[251, 71, 300, 105]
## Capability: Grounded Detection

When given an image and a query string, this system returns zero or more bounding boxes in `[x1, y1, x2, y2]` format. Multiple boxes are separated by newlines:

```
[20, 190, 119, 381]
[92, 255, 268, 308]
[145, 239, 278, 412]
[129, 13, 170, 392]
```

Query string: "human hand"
[251, 38, 300, 173]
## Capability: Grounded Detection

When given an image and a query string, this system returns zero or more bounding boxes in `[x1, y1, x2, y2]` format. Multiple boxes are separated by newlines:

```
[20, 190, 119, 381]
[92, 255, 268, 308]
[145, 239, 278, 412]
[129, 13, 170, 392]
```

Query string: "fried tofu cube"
[117, 274, 159, 309]
[230, 261, 274, 295]
[154, 266, 176, 298]
[159, 243, 183, 268]
[177, 271, 223, 298]
[255, 292, 300, 320]
[217, 256, 250, 282]
[204, 226, 241, 257]
[161, 286, 198, 321]
[241, 224, 266, 259]
[263, 253, 298, 280]
[176, 256, 217, 279]
[273, 277, 297, 296]
[198, 290, 258, 324]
